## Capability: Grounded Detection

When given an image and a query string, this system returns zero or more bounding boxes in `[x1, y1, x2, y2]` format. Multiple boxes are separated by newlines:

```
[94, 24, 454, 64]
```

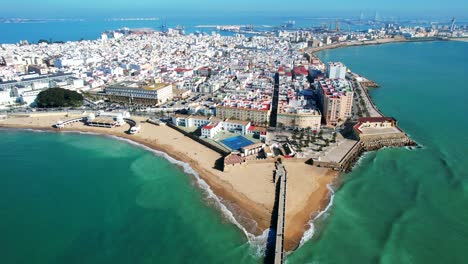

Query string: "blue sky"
[2, 0, 467, 18]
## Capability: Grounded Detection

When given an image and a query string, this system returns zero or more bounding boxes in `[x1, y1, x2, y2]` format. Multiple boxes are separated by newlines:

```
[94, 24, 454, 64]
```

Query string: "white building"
[171, 114, 211, 128]
[53, 58, 84, 68]
[201, 122, 223, 138]
[326, 62, 347, 79]
[201, 119, 251, 139]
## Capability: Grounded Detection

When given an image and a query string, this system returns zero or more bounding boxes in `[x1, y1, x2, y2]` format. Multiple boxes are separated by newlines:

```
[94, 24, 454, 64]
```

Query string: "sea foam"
[298, 184, 336, 247]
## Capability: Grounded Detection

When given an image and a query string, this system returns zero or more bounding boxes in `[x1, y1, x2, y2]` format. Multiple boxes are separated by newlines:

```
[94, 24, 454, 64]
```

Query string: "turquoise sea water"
[0, 131, 259, 263]
[288, 41, 468, 263]
[0, 41, 467, 264]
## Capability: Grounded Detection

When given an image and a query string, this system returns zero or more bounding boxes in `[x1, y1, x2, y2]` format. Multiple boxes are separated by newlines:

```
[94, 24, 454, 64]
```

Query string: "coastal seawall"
[340, 134, 416, 172]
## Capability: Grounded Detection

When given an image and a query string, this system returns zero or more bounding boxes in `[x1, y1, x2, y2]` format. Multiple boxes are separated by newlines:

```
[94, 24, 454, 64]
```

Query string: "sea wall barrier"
[339, 135, 415, 172]
[360, 134, 415, 151]
[310, 133, 415, 172]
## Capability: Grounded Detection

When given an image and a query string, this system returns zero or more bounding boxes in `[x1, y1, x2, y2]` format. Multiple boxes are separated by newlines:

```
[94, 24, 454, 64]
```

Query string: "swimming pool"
[221, 136, 254, 150]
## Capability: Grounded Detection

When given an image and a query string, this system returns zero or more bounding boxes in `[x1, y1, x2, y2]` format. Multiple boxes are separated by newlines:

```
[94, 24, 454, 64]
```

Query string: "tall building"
[326, 62, 347, 79]
[317, 79, 353, 125]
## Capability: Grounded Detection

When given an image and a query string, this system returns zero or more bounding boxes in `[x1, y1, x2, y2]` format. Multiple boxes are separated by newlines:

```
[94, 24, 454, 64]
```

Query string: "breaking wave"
[298, 184, 336, 247]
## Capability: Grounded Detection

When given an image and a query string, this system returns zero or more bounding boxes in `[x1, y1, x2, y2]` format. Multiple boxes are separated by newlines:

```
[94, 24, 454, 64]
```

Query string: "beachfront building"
[246, 125, 268, 141]
[201, 119, 252, 139]
[317, 78, 354, 125]
[105, 81, 173, 105]
[86, 112, 127, 128]
[277, 108, 322, 131]
[201, 122, 222, 138]
[222, 119, 251, 134]
[216, 100, 271, 126]
[326, 62, 347, 79]
[223, 153, 246, 172]
[86, 114, 123, 128]
[87, 117, 122, 128]
[171, 114, 211, 128]
[240, 142, 264, 157]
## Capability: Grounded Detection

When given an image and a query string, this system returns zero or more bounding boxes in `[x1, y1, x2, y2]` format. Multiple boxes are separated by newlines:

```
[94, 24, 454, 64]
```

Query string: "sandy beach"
[0, 113, 338, 251]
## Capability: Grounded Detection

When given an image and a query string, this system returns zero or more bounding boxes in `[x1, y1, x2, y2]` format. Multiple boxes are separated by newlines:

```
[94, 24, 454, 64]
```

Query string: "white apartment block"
[326, 62, 347, 79]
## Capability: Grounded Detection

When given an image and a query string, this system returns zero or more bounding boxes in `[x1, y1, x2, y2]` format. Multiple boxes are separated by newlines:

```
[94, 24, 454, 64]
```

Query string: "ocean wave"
[298, 183, 336, 247]
[352, 150, 373, 169]
[102, 134, 270, 252]
[248, 228, 270, 257]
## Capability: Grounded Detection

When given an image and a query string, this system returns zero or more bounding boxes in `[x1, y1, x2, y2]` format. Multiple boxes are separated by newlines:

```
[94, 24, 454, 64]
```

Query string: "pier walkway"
[274, 161, 287, 264]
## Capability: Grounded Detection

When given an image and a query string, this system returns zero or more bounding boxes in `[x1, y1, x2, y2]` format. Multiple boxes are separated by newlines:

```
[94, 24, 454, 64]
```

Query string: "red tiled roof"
[224, 154, 245, 165]
[358, 117, 395, 123]
[293, 66, 309, 76]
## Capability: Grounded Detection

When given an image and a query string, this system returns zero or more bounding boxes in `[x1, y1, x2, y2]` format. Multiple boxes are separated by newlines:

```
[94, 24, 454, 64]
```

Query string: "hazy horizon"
[1, 0, 467, 20]
[1, 11, 467, 23]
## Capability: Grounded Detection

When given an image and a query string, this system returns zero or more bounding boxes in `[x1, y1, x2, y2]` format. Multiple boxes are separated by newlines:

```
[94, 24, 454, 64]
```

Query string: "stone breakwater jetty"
[342, 118, 416, 172]
[312, 116, 415, 173]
